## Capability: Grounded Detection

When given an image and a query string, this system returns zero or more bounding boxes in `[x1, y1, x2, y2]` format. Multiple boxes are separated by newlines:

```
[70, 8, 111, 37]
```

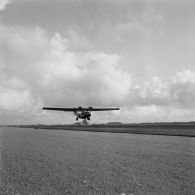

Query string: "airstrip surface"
[0, 127, 194, 195]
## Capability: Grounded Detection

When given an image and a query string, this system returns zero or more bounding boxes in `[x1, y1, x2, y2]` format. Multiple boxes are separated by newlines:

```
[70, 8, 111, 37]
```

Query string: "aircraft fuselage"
[75, 111, 91, 121]
[78, 111, 91, 119]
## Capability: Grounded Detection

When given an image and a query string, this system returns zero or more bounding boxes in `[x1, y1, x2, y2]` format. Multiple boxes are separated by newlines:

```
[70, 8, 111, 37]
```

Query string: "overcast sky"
[0, 0, 194, 124]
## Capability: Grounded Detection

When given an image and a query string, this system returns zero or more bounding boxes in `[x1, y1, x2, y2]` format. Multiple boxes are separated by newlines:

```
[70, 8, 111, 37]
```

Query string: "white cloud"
[0, 0, 10, 11]
[0, 88, 29, 110]
[0, 23, 132, 124]
[173, 70, 195, 83]
[0, 21, 194, 124]
[127, 70, 195, 110]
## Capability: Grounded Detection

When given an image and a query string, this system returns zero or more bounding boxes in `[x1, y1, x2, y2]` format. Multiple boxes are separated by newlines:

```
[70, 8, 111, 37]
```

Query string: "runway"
[0, 127, 194, 195]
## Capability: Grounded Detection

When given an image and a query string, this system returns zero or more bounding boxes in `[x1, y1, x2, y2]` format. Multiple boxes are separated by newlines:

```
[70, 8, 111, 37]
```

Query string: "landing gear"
[75, 119, 89, 125]
[75, 116, 91, 126]
[82, 119, 88, 125]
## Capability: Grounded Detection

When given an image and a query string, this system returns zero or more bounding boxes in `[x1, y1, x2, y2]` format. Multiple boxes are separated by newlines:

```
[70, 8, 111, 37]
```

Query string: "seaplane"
[42, 106, 120, 125]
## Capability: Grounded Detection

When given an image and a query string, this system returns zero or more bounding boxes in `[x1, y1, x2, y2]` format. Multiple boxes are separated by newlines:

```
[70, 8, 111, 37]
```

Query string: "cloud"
[0, 23, 132, 123]
[0, 22, 194, 124]
[0, 27, 131, 105]
[127, 70, 195, 109]
[40, 33, 131, 107]
[0, 0, 10, 11]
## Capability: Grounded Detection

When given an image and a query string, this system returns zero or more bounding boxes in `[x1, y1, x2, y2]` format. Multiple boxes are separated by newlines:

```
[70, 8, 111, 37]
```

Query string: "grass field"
[10, 122, 195, 137]
[0, 127, 194, 195]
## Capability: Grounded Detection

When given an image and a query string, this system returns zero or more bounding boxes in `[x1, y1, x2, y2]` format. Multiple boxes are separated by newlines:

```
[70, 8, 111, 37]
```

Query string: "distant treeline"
[3, 121, 195, 130]
[2, 122, 195, 137]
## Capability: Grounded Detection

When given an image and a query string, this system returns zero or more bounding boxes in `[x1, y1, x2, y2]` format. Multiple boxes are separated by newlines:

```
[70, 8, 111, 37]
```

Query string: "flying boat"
[42, 106, 120, 125]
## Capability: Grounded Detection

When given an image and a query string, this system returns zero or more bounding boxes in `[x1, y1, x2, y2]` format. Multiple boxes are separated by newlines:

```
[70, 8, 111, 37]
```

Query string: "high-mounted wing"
[42, 107, 77, 111]
[85, 107, 120, 111]
[42, 107, 120, 112]
[43, 106, 120, 124]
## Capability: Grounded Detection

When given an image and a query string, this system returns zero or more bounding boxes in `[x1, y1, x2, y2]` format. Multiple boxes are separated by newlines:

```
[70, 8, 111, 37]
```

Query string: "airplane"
[42, 106, 120, 125]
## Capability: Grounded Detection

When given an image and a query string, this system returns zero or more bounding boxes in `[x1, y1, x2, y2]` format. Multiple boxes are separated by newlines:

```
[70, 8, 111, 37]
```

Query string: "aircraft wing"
[42, 107, 120, 112]
[42, 107, 77, 111]
[85, 107, 120, 111]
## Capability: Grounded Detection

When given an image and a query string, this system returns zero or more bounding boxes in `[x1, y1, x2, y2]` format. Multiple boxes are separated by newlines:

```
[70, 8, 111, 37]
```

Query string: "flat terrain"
[0, 127, 194, 195]
[12, 122, 195, 137]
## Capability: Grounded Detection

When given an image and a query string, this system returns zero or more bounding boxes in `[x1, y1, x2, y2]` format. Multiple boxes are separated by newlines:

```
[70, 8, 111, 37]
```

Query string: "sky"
[0, 0, 195, 124]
